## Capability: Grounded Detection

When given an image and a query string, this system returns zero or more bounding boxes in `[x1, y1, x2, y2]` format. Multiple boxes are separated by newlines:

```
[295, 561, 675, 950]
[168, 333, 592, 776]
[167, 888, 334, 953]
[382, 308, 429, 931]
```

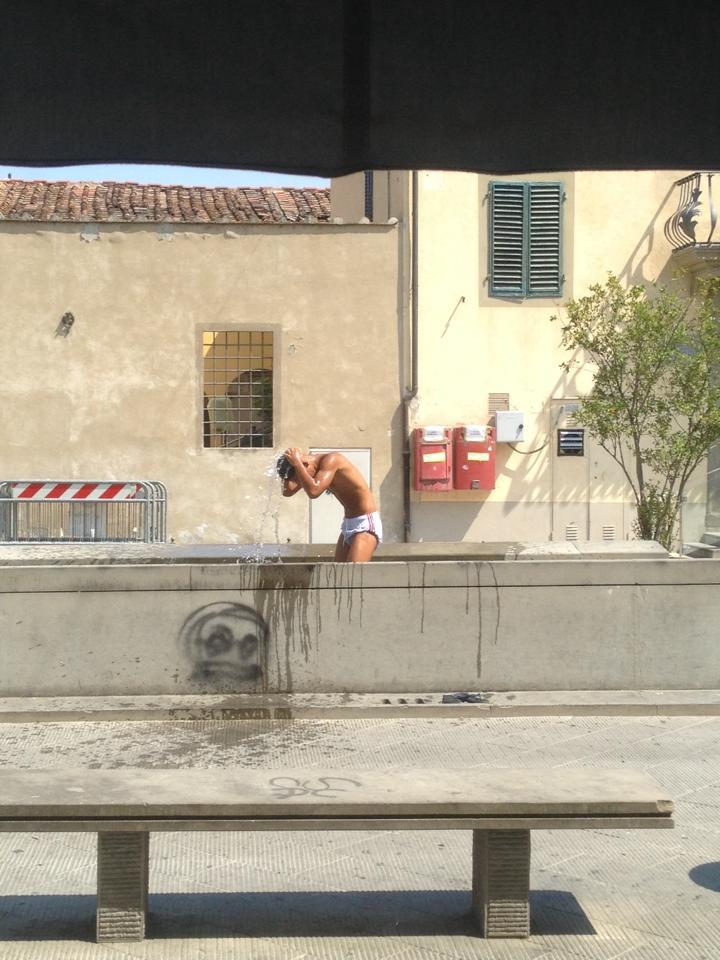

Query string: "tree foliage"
[554, 274, 720, 549]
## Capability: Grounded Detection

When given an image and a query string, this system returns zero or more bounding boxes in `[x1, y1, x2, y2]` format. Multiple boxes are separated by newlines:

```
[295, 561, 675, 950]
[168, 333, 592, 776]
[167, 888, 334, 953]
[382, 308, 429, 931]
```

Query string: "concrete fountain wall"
[1, 551, 719, 695]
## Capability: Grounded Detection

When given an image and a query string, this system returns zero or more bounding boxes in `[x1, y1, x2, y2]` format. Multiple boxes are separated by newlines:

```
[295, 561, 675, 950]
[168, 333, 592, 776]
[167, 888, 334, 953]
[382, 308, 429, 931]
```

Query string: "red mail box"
[453, 424, 495, 490]
[413, 426, 453, 491]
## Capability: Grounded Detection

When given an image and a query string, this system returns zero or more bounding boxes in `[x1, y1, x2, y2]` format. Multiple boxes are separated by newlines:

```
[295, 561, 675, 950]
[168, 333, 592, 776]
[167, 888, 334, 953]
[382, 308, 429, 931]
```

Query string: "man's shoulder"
[318, 451, 346, 467]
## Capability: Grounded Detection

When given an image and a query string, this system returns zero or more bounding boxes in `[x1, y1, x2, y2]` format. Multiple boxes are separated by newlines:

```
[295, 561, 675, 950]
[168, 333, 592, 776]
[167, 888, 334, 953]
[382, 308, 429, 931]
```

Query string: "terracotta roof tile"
[0, 180, 331, 225]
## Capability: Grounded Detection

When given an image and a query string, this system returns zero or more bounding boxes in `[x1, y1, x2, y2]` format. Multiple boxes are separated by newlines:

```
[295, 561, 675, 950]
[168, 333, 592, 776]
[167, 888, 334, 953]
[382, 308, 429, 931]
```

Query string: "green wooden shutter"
[489, 180, 564, 298]
[528, 181, 563, 297]
[489, 181, 525, 296]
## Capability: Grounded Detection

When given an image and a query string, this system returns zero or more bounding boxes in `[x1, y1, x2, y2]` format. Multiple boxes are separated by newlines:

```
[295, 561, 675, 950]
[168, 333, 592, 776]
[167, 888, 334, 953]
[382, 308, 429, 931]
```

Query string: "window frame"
[488, 180, 565, 300]
[200, 326, 276, 452]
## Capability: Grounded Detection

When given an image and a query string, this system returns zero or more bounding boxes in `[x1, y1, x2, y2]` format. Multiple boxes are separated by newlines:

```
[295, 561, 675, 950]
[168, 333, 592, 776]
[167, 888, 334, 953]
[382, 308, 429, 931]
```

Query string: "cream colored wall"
[573, 171, 682, 289]
[331, 171, 409, 225]
[0, 221, 403, 545]
[330, 173, 366, 222]
[402, 169, 701, 543]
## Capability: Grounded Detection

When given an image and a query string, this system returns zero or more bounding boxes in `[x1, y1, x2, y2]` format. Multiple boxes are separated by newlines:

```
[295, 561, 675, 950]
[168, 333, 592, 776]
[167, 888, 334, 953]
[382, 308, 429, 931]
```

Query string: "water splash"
[245, 451, 286, 563]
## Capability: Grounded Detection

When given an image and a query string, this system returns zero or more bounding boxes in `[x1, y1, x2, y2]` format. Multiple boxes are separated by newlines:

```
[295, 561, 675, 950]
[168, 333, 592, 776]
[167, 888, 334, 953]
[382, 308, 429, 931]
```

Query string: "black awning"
[1, 0, 717, 175]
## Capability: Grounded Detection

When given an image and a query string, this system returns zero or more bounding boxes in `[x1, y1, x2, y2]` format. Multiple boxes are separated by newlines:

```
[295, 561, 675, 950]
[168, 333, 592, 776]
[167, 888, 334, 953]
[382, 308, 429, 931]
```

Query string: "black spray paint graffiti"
[268, 777, 362, 800]
[179, 602, 268, 685]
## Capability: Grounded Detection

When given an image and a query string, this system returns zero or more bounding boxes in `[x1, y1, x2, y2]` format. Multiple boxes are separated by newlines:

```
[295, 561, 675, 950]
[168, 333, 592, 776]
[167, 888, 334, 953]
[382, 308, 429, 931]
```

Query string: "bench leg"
[472, 829, 530, 938]
[96, 832, 149, 942]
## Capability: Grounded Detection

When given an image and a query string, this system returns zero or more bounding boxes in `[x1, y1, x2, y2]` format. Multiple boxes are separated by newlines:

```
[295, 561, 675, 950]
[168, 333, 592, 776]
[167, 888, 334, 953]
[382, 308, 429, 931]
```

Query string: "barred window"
[202, 331, 273, 448]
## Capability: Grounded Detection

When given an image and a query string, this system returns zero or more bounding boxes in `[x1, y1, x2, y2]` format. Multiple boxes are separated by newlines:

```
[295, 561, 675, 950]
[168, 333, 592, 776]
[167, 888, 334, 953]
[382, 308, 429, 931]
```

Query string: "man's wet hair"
[276, 454, 296, 481]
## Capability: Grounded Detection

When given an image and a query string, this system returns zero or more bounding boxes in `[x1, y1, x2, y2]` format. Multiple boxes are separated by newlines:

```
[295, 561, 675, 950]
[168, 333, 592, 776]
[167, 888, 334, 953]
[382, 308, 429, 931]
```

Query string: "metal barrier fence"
[0, 480, 167, 543]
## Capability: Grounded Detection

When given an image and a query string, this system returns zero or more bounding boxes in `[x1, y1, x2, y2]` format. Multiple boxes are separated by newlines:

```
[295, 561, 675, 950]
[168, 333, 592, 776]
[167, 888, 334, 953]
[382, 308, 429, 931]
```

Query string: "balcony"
[665, 172, 720, 274]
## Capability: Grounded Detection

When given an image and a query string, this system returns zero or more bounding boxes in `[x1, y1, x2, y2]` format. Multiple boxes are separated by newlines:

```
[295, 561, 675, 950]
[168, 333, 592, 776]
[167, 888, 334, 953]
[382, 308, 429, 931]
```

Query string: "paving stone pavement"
[0, 715, 718, 960]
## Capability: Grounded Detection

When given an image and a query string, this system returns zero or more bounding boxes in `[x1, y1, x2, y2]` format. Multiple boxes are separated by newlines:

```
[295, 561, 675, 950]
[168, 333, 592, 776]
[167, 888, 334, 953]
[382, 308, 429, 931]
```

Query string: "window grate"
[565, 523, 579, 541]
[203, 331, 273, 448]
[557, 428, 584, 456]
[602, 524, 616, 541]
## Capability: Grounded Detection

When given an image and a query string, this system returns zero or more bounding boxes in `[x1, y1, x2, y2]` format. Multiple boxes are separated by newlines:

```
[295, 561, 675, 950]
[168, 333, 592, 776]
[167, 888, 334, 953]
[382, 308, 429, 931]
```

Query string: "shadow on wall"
[380, 404, 406, 541]
[410, 501, 497, 541]
[410, 499, 594, 541]
[616, 180, 679, 289]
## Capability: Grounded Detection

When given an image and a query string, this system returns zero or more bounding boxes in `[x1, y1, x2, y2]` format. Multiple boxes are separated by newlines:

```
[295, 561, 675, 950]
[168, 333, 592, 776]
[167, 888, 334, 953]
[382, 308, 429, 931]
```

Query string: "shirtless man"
[277, 448, 381, 562]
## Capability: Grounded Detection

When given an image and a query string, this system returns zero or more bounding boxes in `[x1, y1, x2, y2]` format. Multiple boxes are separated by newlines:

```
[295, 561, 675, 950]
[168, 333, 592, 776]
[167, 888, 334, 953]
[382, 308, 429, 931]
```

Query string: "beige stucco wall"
[334, 169, 707, 544]
[0, 220, 403, 545]
[329, 173, 367, 223]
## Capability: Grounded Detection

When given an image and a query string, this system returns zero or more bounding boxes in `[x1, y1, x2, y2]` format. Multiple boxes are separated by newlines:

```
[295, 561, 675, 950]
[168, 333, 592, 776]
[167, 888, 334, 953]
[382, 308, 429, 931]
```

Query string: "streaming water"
[244, 452, 285, 563]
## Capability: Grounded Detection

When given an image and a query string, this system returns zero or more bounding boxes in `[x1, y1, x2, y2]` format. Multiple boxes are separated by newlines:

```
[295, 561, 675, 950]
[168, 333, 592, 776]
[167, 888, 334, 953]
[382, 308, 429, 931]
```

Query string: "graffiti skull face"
[179, 602, 267, 686]
[204, 624, 234, 656]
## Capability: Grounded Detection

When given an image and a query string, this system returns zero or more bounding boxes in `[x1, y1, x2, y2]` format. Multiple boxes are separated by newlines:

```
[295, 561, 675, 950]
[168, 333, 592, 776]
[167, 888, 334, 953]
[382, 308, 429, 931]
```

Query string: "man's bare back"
[277, 448, 381, 562]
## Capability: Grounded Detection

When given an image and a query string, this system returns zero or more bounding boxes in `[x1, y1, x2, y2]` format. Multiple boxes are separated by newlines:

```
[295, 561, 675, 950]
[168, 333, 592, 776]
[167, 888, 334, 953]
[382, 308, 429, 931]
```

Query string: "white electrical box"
[495, 410, 525, 442]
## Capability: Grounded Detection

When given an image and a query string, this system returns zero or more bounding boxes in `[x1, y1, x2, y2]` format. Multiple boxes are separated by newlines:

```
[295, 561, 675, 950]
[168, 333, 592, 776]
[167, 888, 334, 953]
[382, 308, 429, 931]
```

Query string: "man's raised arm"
[285, 449, 336, 499]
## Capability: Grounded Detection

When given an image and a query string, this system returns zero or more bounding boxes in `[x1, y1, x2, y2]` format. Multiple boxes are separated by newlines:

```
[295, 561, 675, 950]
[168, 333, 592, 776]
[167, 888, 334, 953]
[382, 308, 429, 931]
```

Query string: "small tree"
[554, 274, 720, 549]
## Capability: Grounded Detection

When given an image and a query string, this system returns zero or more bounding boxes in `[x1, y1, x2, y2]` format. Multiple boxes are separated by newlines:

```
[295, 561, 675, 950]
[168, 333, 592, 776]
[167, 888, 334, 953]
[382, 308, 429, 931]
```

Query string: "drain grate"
[382, 697, 431, 705]
[441, 692, 489, 704]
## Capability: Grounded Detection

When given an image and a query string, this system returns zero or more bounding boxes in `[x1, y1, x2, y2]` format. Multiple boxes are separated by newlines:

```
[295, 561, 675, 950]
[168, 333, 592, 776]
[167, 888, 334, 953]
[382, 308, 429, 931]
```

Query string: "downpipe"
[403, 171, 419, 541]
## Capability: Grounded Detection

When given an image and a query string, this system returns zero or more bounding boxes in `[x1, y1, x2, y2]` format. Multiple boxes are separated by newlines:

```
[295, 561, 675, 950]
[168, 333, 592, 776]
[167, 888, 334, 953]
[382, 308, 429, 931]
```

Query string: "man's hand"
[285, 447, 304, 469]
[283, 448, 336, 500]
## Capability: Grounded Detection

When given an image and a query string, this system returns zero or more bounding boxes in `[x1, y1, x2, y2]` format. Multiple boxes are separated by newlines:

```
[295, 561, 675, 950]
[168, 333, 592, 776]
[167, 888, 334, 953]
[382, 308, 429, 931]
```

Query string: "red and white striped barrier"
[9, 482, 142, 501]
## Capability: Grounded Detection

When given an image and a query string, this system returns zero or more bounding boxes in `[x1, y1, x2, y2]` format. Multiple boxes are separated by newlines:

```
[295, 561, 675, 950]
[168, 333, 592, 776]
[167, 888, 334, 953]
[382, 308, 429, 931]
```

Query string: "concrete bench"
[0, 767, 673, 942]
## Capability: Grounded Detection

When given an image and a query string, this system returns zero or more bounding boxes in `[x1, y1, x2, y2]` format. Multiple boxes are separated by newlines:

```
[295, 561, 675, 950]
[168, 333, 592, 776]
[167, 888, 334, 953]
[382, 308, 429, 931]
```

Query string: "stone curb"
[0, 690, 719, 722]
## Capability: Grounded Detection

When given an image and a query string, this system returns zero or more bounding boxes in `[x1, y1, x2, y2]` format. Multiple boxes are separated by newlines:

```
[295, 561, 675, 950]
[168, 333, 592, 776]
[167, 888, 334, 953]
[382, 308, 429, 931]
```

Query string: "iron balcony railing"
[665, 171, 718, 250]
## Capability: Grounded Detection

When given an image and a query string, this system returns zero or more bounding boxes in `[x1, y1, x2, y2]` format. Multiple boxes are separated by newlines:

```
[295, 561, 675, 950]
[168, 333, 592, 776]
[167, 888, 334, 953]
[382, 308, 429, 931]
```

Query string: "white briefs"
[341, 511, 383, 546]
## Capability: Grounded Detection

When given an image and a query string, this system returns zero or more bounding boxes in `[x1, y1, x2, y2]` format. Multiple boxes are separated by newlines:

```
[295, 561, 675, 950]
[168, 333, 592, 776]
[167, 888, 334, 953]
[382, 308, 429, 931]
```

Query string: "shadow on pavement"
[689, 862, 720, 892]
[530, 889, 597, 935]
[0, 888, 595, 941]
